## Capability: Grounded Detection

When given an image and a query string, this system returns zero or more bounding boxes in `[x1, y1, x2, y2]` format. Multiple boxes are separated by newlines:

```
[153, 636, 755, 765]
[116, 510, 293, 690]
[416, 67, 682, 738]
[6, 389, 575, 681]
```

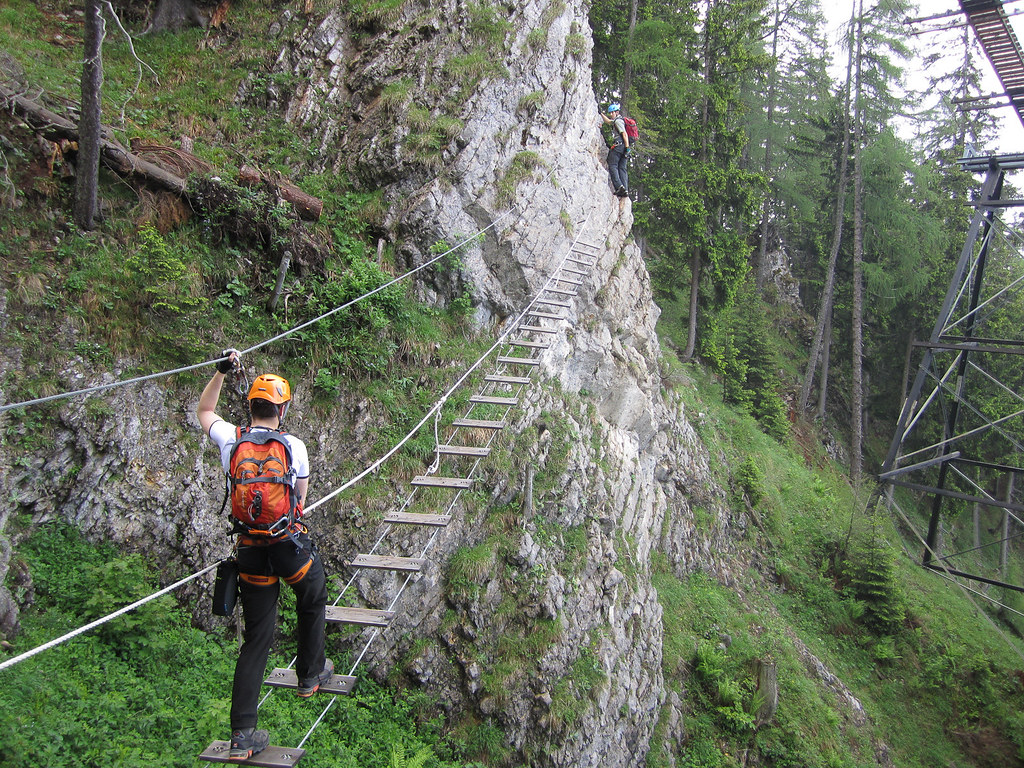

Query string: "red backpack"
[227, 427, 299, 535]
[624, 116, 639, 143]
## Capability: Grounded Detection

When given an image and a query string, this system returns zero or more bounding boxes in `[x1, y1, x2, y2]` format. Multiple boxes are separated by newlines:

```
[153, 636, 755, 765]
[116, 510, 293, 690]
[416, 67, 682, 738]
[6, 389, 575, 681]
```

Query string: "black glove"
[216, 349, 237, 374]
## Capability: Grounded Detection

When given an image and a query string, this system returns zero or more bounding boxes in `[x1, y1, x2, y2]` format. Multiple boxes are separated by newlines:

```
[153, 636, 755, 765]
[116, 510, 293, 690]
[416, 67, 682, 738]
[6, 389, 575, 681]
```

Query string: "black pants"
[230, 530, 328, 729]
[607, 142, 628, 191]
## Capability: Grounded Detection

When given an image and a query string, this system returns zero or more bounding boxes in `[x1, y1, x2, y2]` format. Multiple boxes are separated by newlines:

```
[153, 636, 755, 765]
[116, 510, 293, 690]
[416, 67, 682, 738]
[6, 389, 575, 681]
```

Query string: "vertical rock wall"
[255, 2, 753, 765]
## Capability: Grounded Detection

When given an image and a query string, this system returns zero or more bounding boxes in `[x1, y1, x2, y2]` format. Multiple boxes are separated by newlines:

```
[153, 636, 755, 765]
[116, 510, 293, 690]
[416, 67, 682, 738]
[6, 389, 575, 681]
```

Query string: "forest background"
[4, 0, 1024, 766]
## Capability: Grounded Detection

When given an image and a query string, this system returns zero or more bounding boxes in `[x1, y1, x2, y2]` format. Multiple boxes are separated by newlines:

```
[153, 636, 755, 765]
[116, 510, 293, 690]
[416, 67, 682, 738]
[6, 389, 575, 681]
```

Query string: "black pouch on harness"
[212, 558, 239, 616]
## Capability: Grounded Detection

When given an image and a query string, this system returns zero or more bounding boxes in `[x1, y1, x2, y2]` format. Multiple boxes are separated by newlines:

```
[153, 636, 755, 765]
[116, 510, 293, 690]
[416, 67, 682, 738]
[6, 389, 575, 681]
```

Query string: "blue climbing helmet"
[607, 102, 620, 113]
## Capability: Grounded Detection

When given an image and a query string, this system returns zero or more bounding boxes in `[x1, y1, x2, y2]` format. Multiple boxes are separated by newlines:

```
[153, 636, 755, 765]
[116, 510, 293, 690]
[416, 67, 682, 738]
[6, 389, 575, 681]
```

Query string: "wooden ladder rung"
[348, 553, 427, 572]
[486, 374, 531, 385]
[452, 417, 506, 429]
[497, 356, 540, 366]
[201, 742, 306, 767]
[325, 606, 395, 626]
[534, 298, 572, 308]
[264, 668, 357, 695]
[470, 394, 519, 406]
[384, 511, 452, 526]
[519, 324, 558, 334]
[526, 310, 565, 320]
[544, 287, 577, 297]
[411, 475, 474, 489]
[437, 444, 492, 457]
[508, 339, 549, 349]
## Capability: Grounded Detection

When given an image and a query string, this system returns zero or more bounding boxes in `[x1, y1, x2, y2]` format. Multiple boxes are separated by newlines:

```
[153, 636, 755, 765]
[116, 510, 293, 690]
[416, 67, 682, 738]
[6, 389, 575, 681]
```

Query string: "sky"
[821, 0, 1024, 155]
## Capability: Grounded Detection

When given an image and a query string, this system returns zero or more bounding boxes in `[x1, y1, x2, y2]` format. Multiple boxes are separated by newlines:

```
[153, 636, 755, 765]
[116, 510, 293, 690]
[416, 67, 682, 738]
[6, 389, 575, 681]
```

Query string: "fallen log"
[239, 165, 322, 222]
[1, 84, 188, 195]
[1, 83, 328, 272]
[1, 84, 324, 224]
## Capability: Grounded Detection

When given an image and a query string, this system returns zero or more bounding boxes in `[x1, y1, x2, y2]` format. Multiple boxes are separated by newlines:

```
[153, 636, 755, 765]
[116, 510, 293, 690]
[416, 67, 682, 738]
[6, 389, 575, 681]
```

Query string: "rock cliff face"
[0, 3, 866, 767]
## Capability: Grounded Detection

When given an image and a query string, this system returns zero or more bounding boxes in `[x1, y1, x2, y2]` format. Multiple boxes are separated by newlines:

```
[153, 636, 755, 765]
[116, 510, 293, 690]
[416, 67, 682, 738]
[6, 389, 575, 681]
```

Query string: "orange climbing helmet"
[248, 374, 291, 404]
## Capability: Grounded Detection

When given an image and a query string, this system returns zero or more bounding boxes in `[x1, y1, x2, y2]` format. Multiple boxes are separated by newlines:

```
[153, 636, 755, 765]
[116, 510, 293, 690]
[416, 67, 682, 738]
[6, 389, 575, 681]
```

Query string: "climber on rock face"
[600, 102, 631, 198]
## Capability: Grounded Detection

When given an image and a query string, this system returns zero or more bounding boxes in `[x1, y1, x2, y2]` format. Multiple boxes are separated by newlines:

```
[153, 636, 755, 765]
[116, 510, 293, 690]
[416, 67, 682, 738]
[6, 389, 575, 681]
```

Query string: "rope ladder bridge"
[198, 227, 605, 766]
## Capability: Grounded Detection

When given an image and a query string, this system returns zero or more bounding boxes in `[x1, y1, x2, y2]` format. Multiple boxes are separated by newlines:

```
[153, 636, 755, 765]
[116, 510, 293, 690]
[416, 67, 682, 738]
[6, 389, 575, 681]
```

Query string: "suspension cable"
[0, 561, 220, 673]
[1, 212, 593, 679]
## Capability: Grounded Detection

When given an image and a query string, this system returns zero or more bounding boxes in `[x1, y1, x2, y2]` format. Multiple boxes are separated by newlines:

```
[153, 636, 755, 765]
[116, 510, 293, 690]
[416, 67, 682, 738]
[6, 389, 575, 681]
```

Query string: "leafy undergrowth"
[0, 522, 476, 768]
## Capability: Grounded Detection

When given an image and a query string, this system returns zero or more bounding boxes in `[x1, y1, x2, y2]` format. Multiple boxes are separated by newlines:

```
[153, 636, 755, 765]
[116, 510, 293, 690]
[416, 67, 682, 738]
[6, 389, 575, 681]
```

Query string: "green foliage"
[2, 523, 473, 768]
[565, 32, 587, 59]
[125, 226, 206, 316]
[548, 645, 606, 730]
[734, 456, 765, 508]
[350, 0, 410, 29]
[712, 281, 789, 440]
[467, 2, 513, 49]
[380, 78, 414, 115]
[445, 540, 496, 599]
[517, 90, 546, 114]
[495, 151, 547, 207]
[841, 513, 906, 634]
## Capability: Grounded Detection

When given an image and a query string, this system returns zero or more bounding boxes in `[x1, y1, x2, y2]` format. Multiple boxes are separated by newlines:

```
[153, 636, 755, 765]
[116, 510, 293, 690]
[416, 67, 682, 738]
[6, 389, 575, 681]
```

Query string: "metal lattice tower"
[878, 152, 1024, 593]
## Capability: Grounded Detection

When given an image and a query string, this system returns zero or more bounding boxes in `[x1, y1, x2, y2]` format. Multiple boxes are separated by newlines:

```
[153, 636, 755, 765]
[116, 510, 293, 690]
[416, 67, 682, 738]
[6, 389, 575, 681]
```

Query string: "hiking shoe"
[228, 727, 269, 761]
[297, 657, 334, 697]
[615, 185, 627, 196]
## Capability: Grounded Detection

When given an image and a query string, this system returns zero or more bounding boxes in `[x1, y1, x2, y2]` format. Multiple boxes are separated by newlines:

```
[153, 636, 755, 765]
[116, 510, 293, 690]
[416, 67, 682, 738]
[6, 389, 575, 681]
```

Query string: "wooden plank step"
[534, 297, 572, 308]
[437, 444, 492, 457]
[411, 475, 474, 489]
[508, 339, 549, 349]
[452, 417, 506, 429]
[486, 374, 532, 385]
[543, 287, 577, 296]
[384, 511, 452, 526]
[470, 394, 519, 406]
[497, 356, 540, 366]
[525, 310, 565, 320]
[200, 742, 305, 767]
[519, 324, 558, 334]
[349, 553, 427, 572]
[325, 606, 395, 626]
[264, 667, 357, 695]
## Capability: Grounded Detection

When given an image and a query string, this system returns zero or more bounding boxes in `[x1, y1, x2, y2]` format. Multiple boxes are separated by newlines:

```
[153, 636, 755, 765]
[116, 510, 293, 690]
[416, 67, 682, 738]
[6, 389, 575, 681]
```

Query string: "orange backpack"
[227, 427, 298, 534]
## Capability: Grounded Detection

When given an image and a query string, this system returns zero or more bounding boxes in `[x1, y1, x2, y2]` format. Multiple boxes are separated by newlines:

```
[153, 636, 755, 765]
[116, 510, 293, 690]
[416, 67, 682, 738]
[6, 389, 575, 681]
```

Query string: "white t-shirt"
[207, 420, 310, 479]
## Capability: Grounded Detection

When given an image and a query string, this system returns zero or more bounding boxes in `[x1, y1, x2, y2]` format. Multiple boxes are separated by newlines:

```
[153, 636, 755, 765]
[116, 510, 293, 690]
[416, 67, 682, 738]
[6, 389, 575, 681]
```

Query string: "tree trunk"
[798, 7, 855, 413]
[622, 0, 639, 104]
[815, 303, 832, 422]
[850, 0, 865, 487]
[683, 0, 715, 361]
[74, 0, 104, 231]
[755, 0, 782, 293]
[754, 659, 778, 727]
